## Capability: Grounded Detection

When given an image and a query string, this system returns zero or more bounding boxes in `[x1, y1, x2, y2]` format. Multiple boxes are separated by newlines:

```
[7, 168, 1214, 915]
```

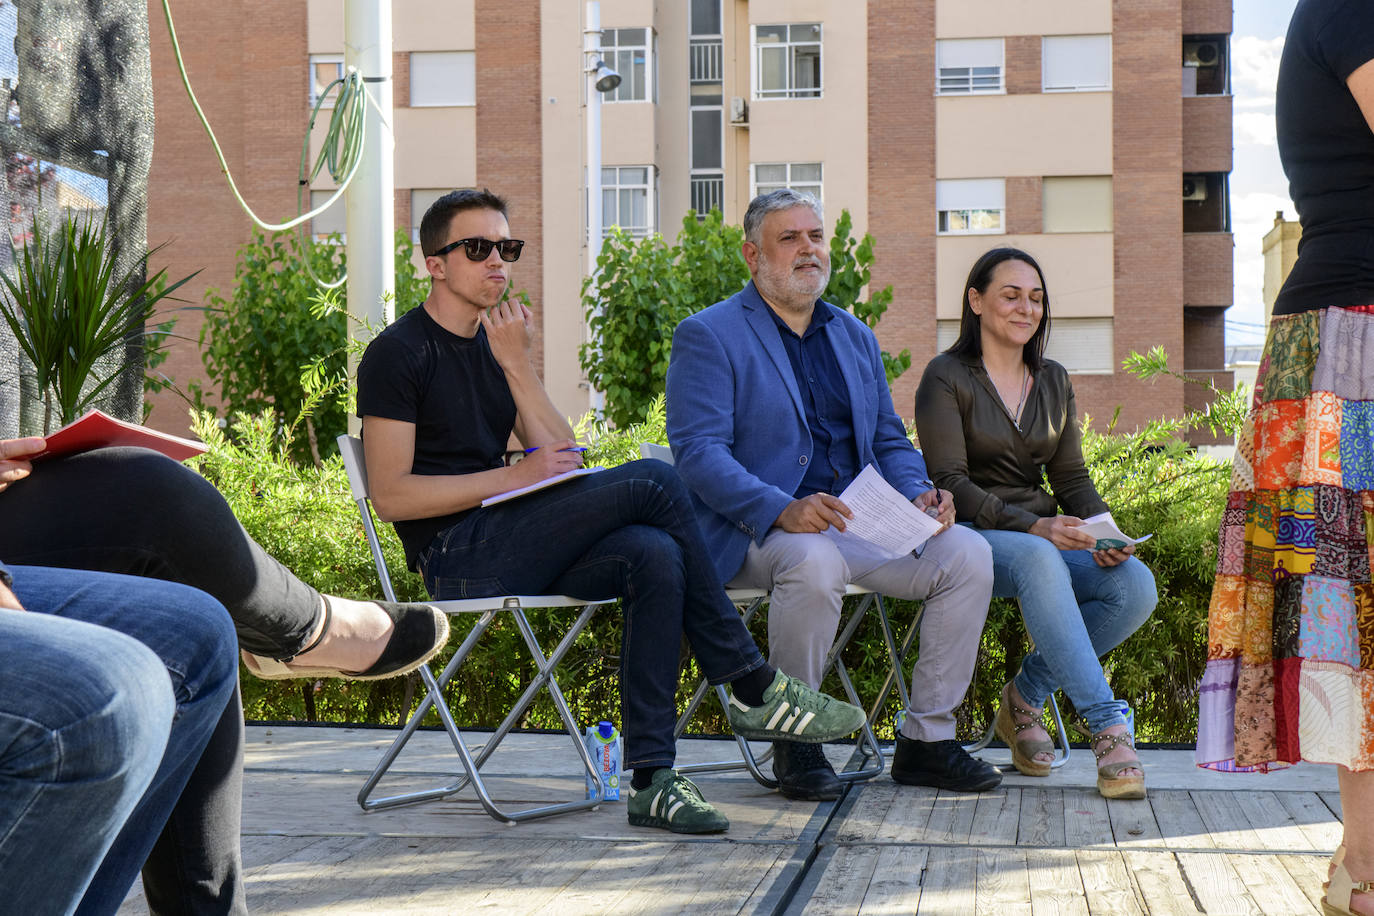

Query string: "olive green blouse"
[913, 352, 1107, 532]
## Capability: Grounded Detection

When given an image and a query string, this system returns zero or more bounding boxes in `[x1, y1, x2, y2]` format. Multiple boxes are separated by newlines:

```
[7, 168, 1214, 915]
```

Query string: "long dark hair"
[945, 247, 1051, 371]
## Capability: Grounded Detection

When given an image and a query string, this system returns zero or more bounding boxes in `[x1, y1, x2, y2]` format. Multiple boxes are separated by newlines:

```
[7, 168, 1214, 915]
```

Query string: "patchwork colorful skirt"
[1197, 304, 1374, 772]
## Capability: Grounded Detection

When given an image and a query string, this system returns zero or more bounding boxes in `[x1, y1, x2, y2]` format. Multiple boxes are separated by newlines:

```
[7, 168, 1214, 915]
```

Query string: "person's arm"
[362, 415, 581, 522]
[913, 358, 1041, 532]
[666, 316, 803, 539]
[1349, 58, 1374, 133]
[481, 299, 576, 448]
[0, 562, 21, 611]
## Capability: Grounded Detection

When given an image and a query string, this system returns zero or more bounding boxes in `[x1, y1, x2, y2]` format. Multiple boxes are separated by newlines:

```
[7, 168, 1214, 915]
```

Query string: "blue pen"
[523, 446, 588, 454]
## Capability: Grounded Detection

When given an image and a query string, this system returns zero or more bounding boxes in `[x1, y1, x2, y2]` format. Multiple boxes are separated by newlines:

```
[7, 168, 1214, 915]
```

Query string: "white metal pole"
[585, 0, 606, 413]
[344, 0, 395, 434]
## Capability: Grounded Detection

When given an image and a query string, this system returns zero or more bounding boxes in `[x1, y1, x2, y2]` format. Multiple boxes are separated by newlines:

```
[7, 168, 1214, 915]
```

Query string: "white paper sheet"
[823, 464, 943, 562]
[1076, 511, 1153, 550]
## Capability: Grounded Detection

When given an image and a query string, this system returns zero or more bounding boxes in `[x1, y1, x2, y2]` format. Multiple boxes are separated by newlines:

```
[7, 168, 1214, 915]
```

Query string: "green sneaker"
[726, 669, 866, 743]
[626, 769, 729, 834]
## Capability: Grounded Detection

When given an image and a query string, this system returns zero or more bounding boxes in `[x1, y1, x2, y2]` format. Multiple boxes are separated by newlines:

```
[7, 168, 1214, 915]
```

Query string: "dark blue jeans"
[419, 459, 767, 769]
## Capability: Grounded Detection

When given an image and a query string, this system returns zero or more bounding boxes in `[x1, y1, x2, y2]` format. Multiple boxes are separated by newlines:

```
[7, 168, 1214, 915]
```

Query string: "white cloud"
[1235, 111, 1277, 146]
[1231, 35, 1284, 100]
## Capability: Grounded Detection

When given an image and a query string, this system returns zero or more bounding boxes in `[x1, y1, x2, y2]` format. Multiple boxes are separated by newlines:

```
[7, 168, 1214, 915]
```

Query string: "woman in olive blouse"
[914, 247, 1157, 799]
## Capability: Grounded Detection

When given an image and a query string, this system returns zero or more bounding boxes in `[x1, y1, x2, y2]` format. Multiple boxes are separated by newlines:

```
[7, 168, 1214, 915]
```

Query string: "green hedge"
[202, 375, 1234, 743]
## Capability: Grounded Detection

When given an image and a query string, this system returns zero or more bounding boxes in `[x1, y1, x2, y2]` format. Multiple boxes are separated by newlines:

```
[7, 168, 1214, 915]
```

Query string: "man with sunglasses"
[356, 189, 867, 835]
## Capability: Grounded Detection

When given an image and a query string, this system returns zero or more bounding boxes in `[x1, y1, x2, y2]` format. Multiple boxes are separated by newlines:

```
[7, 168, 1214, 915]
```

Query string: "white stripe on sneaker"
[651, 789, 664, 817]
[765, 704, 789, 731]
[780, 708, 800, 732]
[667, 800, 684, 821]
[795, 711, 816, 734]
[728, 694, 750, 712]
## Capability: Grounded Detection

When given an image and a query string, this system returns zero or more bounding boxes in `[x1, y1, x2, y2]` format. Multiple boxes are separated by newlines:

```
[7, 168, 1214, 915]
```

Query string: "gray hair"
[742, 189, 824, 246]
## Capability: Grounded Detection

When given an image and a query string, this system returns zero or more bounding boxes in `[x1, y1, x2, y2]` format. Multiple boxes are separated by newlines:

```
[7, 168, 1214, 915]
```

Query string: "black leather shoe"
[772, 740, 843, 801]
[891, 735, 1002, 792]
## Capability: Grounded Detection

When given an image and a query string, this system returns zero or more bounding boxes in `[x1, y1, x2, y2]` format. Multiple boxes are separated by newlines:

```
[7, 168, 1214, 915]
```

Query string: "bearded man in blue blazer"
[666, 189, 998, 800]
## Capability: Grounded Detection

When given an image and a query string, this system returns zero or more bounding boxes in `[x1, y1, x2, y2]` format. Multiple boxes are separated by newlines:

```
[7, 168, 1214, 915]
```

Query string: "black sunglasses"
[433, 237, 525, 262]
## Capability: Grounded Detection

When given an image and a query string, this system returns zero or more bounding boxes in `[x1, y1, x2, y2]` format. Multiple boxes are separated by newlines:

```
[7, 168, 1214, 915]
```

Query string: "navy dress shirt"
[765, 302, 860, 498]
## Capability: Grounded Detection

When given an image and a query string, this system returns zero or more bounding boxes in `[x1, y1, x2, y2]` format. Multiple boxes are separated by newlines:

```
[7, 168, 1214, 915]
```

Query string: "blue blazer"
[666, 281, 932, 584]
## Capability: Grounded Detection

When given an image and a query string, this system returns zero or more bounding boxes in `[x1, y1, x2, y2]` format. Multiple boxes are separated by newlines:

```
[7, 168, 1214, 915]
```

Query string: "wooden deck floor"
[120, 725, 1344, 915]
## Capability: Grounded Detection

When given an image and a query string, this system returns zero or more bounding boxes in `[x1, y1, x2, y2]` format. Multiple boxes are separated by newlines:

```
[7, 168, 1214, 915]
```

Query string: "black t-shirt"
[1273, 0, 1374, 315]
[356, 305, 516, 569]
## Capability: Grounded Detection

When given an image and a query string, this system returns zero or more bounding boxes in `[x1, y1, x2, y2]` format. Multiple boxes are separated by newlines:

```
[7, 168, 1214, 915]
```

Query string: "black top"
[913, 353, 1107, 532]
[356, 305, 516, 569]
[762, 302, 860, 498]
[1273, 0, 1374, 315]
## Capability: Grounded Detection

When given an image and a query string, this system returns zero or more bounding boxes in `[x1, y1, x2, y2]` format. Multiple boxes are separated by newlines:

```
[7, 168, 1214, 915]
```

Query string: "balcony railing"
[690, 38, 722, 83]
[690, 173, 724, 217]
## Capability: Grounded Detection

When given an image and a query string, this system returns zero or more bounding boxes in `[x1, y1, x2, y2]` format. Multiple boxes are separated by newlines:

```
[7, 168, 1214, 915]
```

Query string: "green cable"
[160, 0, 368, 250]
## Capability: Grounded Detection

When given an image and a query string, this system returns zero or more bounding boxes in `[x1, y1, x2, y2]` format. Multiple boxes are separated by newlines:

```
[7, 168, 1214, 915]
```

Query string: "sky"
[1227, 0, 1300, 347]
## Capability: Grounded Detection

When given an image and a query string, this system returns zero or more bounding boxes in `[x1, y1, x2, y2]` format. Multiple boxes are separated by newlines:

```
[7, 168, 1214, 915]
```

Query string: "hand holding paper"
[1075, 511, 1152, 552]
[822, 465, 943, 562]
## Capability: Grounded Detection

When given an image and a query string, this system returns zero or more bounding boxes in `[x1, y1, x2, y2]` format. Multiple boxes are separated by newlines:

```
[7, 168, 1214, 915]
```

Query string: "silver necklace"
[987, 361, 1029, 431]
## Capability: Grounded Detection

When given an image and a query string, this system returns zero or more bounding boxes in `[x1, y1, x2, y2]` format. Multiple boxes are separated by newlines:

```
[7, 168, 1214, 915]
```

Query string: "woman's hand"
[1029, 515, 1097, 551]
[1092, 544, 1135, 567]
[0, 437, 45, 495]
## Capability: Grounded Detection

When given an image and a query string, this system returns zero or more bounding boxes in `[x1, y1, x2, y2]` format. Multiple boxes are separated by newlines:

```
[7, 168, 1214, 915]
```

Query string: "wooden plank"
[1148, 789, 1213, 850]
[1190, 791, 1263, 850]
[858, 844, 930, 913]
[1062, 788, 1113, 850]
[969, 787, 1022, 847]
[1278, 852, 1333, 913]
[916, 845, 978, 916]
[1235, 791, 1317, 851]
[466, 838, 588, 909]
[926, 789, 979, 845]
[1276, 792, 1344, 853]
[974, 846, 1032, 916]
[1025, 847, 1089, 916]
[1119, 850, 1199, 916]
[1107, 796, 1164, 849]
[1226, 851, 1321, 916]
[1076, 850, 1144, 916]
[614, 842, 750, 916]
[835, 781, 899, 843]
[875, 785, 939, 843]
[682, 844, 791, 914]
[1174, 851, 1262, 915]
[801, 846, 882, 916]
[526, 841, 654, 914]
[1320, 791, 1343, 822]
[1018, 788, 1065, 848]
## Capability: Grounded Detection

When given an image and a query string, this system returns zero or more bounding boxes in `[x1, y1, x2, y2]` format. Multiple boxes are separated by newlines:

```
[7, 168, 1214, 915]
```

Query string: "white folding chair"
[638, 443, 890, 787]
[338, 435, 617, 823]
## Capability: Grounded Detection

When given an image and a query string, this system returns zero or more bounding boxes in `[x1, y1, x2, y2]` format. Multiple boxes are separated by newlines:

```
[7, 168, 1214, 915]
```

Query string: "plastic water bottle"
[584, 721, 622, 801]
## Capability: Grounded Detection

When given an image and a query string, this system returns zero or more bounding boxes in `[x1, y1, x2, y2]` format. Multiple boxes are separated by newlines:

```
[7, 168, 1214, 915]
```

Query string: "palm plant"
[0, 212, 197, 432]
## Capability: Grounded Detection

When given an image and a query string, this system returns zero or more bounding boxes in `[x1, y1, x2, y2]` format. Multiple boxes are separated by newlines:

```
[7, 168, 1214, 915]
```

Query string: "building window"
[938, 316, 1113, 373]
[1042, 35, 1111, 92]
[1042, 176, 1113, 233]
[753, 162, 822, 200]
[1183, 35, 1229, 96]
[601, 28, 653, 102]
[754, 24, 822, 99]
[309, 55, 344, 107]
[310, 190, 345, 242]
[1183, 172, 1231, 233]
[936, 39, 1003, 95]
[410, 51, 476, 107]
[602, 166, 655, 237]
[410, 189, 450, 243]
[936, 179, 1005, 234]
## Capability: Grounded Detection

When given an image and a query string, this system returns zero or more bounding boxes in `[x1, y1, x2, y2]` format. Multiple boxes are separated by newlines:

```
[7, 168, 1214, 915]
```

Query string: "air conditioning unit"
[1183, 40, 1220, 67]
[1182, 176, 1208, 201]
[729, 96, 748, 125]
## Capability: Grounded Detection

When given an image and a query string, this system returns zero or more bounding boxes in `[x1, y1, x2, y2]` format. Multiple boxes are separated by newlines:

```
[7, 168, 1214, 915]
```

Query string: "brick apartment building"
[142, 0, 1233, 437]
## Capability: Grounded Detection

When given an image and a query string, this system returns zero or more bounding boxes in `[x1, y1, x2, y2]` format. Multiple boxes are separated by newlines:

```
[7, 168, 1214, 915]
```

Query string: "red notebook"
[32, 409, 207, 463]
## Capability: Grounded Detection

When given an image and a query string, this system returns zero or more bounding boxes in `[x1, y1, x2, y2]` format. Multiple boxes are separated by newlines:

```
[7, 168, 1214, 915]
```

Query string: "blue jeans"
[0, 566, 238, 916]
[971, 528, 1157, 733]
[420, 459, 768, 769]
